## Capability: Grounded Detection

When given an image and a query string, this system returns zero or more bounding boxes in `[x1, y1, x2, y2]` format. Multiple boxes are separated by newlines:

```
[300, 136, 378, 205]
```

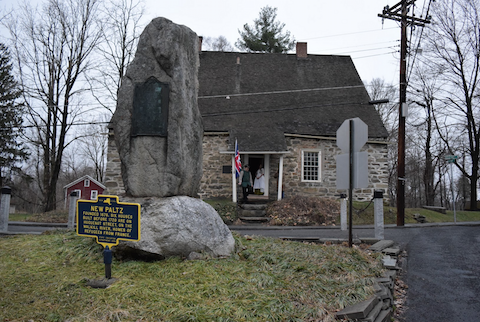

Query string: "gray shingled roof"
[198, 51, 388, 152]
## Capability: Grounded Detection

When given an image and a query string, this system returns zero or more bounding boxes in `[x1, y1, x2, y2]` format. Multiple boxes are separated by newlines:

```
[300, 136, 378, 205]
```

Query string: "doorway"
[248, 156, 268, 196]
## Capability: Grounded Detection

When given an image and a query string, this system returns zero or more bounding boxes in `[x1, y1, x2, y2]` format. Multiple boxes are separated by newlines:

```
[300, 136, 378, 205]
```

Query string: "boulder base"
[116, 196, 235, 259]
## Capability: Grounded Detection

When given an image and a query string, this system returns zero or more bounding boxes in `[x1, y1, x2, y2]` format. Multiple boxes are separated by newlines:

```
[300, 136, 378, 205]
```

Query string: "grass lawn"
[0, 230, 384, 322]
[350, 201, 480, 225]
[10, 199, 480, 226]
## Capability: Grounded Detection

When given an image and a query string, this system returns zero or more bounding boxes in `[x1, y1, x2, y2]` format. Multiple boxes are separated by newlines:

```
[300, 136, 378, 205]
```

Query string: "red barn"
[64, 175, 106, 208]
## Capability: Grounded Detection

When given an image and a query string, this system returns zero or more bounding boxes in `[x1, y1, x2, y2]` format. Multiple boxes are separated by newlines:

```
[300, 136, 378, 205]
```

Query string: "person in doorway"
[238, 165, 253, 202]
[253, 164, 265, 195]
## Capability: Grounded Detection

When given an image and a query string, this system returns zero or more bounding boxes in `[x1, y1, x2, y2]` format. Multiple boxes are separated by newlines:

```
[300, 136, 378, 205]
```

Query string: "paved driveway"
[397, 226, 480, 322]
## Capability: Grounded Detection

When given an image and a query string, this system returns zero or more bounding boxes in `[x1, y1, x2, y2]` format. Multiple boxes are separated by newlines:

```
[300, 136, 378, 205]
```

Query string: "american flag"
[235, 139, 241, 178]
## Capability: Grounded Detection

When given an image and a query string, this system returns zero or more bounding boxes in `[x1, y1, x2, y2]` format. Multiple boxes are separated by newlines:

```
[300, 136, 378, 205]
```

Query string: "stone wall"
[199, 133, 233, 199]
[103, 128, 125, 196]
[200, 134, 389, 202]
[281, 136, 389, 201]
[105, 132, 389, 202]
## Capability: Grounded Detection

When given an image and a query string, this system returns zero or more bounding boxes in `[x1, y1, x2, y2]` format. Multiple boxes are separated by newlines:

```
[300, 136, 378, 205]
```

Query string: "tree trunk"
[469, 159, 478, 211]
[424, 104, 435, 206]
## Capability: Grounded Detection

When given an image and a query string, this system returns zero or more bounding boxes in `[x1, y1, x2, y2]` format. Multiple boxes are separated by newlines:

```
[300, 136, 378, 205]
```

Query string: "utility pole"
[378, 1, 430, 226]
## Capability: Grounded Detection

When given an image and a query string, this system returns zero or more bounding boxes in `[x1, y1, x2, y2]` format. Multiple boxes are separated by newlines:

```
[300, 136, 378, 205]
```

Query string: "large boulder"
[116, 196, 235, 259]
[111, 17, 203, 198]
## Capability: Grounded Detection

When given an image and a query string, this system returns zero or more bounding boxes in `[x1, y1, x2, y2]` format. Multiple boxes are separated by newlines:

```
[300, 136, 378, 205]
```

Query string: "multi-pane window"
[91, 190, 98, 200]
[302, 150, 321, 182]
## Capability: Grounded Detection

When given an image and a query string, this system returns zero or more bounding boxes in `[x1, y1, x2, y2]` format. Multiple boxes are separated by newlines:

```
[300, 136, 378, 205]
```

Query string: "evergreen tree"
[0, 43, 27, 186]
[236, 6, 295, 53]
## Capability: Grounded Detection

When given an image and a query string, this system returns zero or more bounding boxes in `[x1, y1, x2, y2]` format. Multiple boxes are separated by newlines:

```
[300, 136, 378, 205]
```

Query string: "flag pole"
[232, 154, 237, 203]
[233, 139, 241, 203]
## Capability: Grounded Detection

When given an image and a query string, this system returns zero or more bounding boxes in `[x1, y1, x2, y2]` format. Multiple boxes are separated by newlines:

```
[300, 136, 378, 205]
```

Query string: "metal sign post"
[77, 195, 141, 279]
[348, 119, 354, 247]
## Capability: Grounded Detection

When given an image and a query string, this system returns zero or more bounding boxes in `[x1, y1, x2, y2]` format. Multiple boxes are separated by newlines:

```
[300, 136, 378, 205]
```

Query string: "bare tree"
[366, 78, 398, 205]
[90, 0, 144, 113]
[5, 0, 103, 211]
[408, 65, 448, 206]
[78, 116, 109, 182]
[420, 0, 480, 210]
[202, 36, 234, 52]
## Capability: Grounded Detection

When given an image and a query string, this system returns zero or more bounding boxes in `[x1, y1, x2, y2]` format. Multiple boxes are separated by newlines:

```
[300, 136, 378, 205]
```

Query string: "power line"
[353, 51, 399, 60]
[333, 45, 400, 56]
[297, 27, 398, 41]
[319, 40, 399, 53]
[0, 121, 110, 131]
[198, 84, 366, 99]
[407, 0, 434, 81]
[202, 100, 376, 117]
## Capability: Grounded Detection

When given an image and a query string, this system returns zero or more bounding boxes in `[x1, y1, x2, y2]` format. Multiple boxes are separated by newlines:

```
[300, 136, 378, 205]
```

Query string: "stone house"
[198, 42, 389, 202]
[105, 42, 389, 202]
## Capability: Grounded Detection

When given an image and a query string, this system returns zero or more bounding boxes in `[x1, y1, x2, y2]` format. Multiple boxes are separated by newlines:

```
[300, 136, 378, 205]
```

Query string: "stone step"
[362, 301, 384, 322]
[238, 209, 267, 217]
[382, 256, 398, 269]
[369, 240, 395, 252]
[382, 247, 401, 256]
[335, 296, 380, 320]
[374, 309, 392, 322]
[239, 203, 268, 210]
[239, 217, 270, 223]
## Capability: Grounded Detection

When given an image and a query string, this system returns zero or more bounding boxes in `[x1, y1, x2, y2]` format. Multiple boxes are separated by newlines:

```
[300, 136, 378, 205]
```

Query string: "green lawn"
[350, 201, 480, 225]
[0, 230, 384, 321]
[10, 199, 480, 226]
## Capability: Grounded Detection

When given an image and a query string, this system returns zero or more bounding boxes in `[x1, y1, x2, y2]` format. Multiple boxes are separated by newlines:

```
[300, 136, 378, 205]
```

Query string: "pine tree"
[236, 6, 295, 53]
[0, 43, 27, 186]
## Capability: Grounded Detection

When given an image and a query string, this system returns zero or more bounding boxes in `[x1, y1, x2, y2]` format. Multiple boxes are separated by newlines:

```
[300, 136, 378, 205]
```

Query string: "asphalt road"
[5, 222, 64, 234]
[4, 222, 480, 321]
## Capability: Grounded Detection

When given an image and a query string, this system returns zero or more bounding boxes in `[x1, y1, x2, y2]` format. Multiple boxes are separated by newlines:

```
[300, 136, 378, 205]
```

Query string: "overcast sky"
[1, 0, 434, 84]
[141, 0, 414, 84]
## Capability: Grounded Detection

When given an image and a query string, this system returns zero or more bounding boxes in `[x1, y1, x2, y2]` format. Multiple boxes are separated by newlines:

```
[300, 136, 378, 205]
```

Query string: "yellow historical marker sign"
[76, 195, 141, 248]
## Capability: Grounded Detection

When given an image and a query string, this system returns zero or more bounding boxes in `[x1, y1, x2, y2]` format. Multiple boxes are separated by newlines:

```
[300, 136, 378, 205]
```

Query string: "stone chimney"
[198, 36, 203, 52]
[296, 42, 307, 58]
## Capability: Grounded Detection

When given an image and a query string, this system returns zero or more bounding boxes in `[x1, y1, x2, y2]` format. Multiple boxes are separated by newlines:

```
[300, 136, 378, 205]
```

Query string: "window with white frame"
[84, 178, 90, 187]
[302, 150, 321, 182]
[91, 190, 98, 200]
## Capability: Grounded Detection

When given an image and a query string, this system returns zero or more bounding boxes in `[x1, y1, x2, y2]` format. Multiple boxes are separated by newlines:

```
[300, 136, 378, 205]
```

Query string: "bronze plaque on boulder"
[132, 77, 169, 136]
[112, 17, 203, 198]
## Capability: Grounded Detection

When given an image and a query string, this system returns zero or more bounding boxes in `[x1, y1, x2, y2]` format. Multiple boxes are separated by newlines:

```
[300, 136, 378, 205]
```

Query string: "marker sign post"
[77, 195, 141, 278]
[336, 118, 369, 247]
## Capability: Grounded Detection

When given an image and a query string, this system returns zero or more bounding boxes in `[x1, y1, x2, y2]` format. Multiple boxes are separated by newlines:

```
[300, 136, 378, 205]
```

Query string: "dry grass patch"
[266, 196, 340, 226]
